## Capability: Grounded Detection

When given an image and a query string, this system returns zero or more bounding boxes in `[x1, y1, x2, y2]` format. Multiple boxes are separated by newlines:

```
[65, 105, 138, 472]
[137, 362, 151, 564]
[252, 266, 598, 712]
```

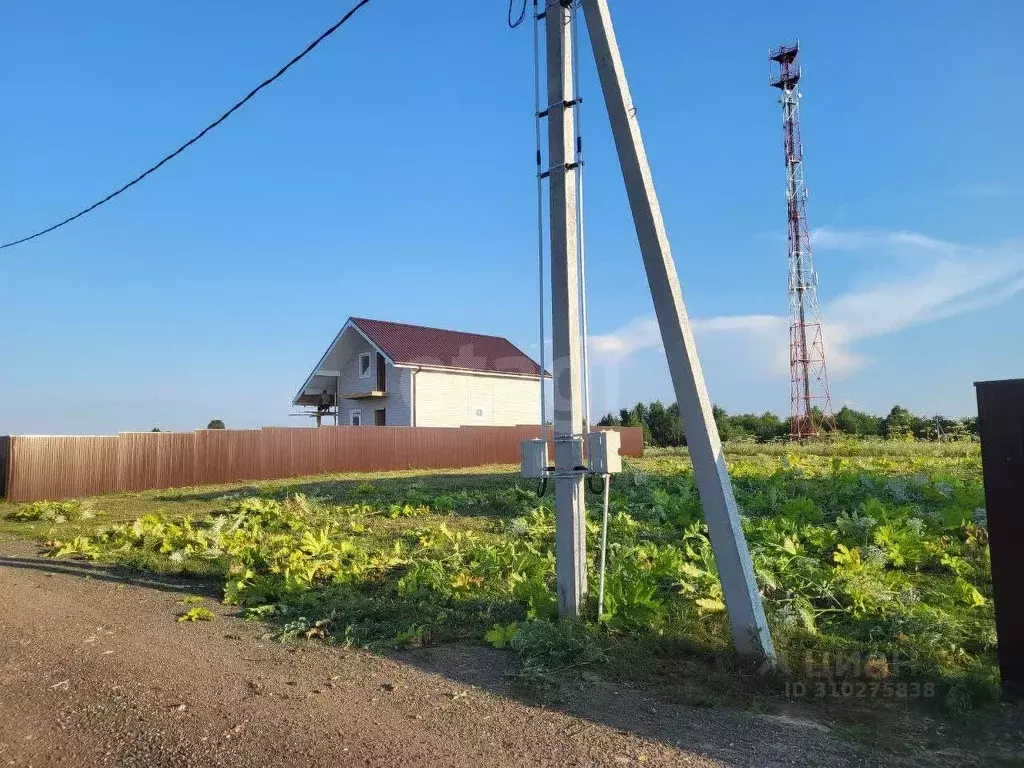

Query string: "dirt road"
[0, 539, 989, 767]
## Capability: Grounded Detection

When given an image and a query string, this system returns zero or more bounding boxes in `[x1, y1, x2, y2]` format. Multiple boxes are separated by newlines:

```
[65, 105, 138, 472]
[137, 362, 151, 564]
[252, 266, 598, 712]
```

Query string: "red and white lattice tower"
[770, 42, 835, 439]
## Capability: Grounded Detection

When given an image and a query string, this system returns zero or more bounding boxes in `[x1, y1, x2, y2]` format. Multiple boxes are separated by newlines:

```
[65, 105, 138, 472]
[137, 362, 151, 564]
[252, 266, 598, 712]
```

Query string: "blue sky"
[1, 1, 1021, 434]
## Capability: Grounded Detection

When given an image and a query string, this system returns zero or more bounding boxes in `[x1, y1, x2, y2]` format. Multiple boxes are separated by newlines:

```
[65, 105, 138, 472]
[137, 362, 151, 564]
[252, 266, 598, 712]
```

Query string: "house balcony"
[339, 390, 387, 400]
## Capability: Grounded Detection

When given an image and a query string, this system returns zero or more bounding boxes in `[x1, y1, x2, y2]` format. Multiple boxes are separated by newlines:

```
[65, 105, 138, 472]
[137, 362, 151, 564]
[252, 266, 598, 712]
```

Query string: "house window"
[358, 352, 371, 379]
[350, 410, 362, 427]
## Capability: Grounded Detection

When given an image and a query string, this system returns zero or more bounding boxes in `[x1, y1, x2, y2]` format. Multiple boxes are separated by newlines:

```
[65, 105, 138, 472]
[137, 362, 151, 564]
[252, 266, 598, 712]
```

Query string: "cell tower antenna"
[770, 41, 835, 439]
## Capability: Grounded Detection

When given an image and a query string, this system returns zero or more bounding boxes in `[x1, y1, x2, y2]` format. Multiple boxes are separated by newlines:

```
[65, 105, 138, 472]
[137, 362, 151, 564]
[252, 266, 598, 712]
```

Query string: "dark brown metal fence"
[1, 425, 643, 502]
[975, 378, 1024, 700]
[0, 436, 9, 501]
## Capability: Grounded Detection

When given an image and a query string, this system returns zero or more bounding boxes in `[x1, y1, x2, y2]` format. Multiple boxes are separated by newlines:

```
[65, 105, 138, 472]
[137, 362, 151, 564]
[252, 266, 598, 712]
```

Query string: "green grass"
[652, 437, 982, 459]
[0, 443, 998, 730]
[0, 464, 517, 539]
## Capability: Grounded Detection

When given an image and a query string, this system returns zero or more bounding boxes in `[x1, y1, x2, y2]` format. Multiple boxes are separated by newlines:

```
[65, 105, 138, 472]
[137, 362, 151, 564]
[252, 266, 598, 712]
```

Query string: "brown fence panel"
[458, 426, 517, 465]
[336, 427, 364, 473]
[110, 432, 197, 493]
[4, 425, 644, 502]
[162, 432, 197, 489]
[195, 429, 262, 486]
[401, 427, 434, 470]
[376, 428, 408, 472]
[324, 427, 359, 475]
[359, 428, 388, 473]
[311, 427, 338, 476]
[282, 427, 322, 477]
[117, 433, 165, 492]
[260, 427, 303, 479]
[6, 436, 117, 501]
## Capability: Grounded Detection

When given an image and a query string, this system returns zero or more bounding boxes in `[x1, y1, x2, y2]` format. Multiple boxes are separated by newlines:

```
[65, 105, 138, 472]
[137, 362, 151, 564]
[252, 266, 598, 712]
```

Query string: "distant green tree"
[883, 405, 916, 440]
[809, 406, 833, 433]
[647, 400, 684, 447]
[207, 419, 226, 430]
[944, 418, 978, 441]
[620, 402, 652, 445]
[930, 414, 962, 440]
[630, 402, 650, 427]
[646, 401, 665, 446]
[599, 400, 970, 444]
[712, 405, 750, 441]
[835, 406, 883, 437]
[151, 427, 161, 432]
[731, 411, 788, 442]
[666, 402, 686, 446]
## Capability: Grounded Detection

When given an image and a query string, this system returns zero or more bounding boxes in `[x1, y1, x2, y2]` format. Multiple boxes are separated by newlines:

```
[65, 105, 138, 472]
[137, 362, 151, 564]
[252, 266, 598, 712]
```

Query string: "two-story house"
[292, 318, 548, 427]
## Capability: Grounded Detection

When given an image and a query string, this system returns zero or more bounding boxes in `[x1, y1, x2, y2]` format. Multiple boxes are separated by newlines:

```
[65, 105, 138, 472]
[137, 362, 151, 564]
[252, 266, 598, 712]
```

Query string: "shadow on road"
[0, 554, 220, 597]
[390, 642, 901, 766]
[0, 546, 998, 766]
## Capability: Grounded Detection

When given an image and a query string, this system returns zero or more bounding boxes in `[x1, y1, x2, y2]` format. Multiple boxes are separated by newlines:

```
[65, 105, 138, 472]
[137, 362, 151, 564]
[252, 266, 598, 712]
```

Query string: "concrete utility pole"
[545, 0, 588, 616]
[580, 0, 775, 659]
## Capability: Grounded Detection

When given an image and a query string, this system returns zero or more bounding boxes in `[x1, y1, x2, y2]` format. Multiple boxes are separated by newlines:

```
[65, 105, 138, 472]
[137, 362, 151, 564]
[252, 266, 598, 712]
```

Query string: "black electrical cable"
[1, 0, 373, 251]
[505, 0, 524, 28]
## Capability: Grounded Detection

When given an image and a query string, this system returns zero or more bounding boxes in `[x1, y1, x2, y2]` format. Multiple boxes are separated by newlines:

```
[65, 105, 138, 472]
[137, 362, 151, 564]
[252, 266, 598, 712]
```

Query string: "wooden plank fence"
[0, 425, 642, 502]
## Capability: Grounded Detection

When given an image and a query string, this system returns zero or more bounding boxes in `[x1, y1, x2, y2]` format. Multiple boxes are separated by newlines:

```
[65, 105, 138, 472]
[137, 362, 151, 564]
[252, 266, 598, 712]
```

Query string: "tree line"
[151, 420, 226, 433]
[596, 402, 978, 446]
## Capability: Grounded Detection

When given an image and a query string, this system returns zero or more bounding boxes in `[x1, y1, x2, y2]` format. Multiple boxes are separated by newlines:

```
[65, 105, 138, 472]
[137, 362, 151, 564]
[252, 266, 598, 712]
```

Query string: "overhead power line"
[1, 0, 373, 250]
[508, 0, 527, 29]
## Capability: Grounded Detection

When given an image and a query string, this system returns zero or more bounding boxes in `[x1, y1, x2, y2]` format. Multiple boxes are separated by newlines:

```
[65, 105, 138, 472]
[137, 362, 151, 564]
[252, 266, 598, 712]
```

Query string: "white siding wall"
[412, 370, 540, 427]
[333, 334, 412, 426]
[385, 367, 413, 426]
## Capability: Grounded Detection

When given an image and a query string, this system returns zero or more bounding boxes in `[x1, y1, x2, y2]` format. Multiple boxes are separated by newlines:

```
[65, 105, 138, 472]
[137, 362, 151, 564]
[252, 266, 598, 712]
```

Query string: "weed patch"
[35, 447, 996, 712]
[6, 500, 98, 524]
[178, 606, 216, 623]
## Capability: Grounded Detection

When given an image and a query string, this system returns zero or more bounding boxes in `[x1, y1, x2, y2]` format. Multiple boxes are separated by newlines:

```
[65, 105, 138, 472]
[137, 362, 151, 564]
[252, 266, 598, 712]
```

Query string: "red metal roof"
[351, 318, 545, 377]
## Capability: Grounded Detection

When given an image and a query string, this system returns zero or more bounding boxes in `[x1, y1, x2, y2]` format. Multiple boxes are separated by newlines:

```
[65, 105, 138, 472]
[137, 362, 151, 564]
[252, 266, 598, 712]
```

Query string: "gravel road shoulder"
[0, 538, 1006, 767]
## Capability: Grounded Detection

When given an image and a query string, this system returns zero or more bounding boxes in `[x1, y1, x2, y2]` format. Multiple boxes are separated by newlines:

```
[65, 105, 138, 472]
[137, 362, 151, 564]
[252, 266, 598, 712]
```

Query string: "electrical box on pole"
[586, 430, 621, 475]
[520, 439, 549, 479]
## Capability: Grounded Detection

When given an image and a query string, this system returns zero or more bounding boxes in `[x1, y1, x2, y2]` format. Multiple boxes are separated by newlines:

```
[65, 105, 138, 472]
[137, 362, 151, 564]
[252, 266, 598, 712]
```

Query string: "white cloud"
[693, 314, 782, 333]
[589, 315, 660, 359]
[827, 256, 1022, 340]
[590, 314, 785, 362]
[811, 226, 958, 256]
[589, 228, 1024, 388]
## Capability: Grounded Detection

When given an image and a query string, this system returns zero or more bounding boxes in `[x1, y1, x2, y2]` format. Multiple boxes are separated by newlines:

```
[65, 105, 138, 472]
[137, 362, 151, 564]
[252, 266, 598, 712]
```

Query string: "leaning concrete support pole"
[581, 0, 775, 659]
